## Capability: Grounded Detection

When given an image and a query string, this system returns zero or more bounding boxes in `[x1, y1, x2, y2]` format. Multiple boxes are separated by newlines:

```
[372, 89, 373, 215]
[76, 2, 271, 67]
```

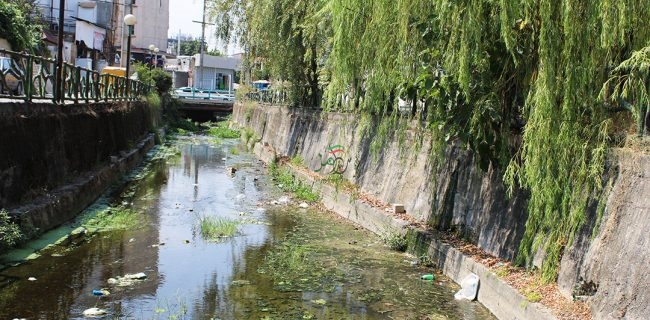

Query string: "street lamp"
[154, 47, 159, 68]
[148, 44, 155, 67]
[124, 13, 137, 91]
[148, 44, 159, 68]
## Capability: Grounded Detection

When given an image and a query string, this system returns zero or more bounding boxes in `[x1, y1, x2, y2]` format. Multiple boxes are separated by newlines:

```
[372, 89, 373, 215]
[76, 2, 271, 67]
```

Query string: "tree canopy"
[180, 39, 208, 56]
[0, 0, 42, 52]
[210, 0, 650, 282]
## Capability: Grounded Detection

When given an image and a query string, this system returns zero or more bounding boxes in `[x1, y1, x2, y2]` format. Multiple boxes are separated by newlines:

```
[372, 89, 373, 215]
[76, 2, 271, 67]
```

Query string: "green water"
[0, 135, 495, 319]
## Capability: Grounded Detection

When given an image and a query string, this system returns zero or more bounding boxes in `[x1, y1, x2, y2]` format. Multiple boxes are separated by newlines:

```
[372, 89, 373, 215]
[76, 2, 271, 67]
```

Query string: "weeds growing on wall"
[269, 162, 320, 202]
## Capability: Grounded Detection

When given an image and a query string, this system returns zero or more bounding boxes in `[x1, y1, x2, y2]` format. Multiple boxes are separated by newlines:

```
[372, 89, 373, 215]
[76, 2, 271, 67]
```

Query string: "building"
[34, 0, 169, 70]
[112, 0, 170, 67]
[165, 54, 241, 92]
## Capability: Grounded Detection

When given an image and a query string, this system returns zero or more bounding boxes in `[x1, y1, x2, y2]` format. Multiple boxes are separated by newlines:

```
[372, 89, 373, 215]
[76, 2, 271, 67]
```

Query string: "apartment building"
[35, 0, 169, 70]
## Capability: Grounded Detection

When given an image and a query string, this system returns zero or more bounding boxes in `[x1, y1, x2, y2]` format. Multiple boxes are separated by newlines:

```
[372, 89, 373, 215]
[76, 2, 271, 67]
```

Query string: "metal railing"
[0, 49, 151, 103]
[172, 87, 236, 102]
[246, 88, 289, 105]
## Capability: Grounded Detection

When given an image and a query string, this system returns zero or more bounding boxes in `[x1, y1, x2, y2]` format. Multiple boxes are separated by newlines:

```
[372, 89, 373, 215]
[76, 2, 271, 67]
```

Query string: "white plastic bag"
[454, 273, 479, 300]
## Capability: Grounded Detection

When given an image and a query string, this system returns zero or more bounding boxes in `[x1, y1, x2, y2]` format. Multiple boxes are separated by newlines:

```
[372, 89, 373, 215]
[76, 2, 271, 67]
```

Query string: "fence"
[0, 49, 151, 103]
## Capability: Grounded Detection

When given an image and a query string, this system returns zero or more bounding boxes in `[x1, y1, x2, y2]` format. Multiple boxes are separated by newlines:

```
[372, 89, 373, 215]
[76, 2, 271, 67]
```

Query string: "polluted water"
[0, 133, 496, 319]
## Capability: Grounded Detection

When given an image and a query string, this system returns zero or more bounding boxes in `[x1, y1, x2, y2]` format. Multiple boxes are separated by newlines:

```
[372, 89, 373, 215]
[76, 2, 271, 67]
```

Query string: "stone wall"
[558, 151, 650, 319]
[0, 100, 157, 234]
[233, 103, 650, 319]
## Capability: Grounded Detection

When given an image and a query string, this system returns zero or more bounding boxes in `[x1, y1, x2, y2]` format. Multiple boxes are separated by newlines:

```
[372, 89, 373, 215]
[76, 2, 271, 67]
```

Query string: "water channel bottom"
[0, 136, 496, 320]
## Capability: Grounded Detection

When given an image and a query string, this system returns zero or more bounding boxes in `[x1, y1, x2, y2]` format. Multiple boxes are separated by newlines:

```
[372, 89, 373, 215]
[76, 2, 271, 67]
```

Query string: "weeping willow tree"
[211, 0, 328, 107]
[601, 46, 650, 136]
[213, 0, 650, 282]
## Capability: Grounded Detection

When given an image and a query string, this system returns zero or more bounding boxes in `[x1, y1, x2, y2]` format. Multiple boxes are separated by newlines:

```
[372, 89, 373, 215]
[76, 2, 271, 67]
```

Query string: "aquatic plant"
[259, 241, 347, 293]
[82, 206, 145, 231]
[198, 216, 240, 240]
[207, 122, 240, 139]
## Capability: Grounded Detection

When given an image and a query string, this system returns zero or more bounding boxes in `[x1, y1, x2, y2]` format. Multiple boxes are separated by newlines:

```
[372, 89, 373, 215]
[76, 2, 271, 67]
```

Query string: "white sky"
[168, 0, 241, 55]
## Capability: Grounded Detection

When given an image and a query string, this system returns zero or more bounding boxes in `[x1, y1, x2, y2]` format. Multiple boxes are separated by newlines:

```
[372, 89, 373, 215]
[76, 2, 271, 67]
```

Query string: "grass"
[381, 231, 407, 252]
[525, 290, 543, 303]
[198, 216, 240, 240]
[269, 162, 320, 202]
[242, 128, 256, 146]
[289, 155, 304, 166]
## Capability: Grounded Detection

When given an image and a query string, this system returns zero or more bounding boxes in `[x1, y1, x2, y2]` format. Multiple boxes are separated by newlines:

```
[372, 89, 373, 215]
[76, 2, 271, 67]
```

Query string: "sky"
[168, 0, 242, 55]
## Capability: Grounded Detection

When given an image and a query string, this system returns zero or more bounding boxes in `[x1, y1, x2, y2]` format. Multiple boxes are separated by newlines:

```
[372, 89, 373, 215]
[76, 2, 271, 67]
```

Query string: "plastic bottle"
[421, 274, 435, 280]
[92, 289, 110, 296]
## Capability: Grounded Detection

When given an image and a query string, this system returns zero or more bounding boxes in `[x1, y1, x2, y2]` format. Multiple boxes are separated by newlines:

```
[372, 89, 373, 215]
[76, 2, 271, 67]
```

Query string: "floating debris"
[82, 307, 108, 317]
[107, 272, 147, 287]
[231, 279, 251, 286]
[92, 289, 110, 296]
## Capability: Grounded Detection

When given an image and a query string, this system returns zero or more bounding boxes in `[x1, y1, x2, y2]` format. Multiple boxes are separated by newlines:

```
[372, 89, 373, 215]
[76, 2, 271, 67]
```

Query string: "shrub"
[0, 209, 22, 253]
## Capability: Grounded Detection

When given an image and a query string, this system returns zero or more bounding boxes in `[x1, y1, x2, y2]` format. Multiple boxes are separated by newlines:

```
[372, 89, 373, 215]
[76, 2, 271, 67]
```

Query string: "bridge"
[172, 88, 235, 112]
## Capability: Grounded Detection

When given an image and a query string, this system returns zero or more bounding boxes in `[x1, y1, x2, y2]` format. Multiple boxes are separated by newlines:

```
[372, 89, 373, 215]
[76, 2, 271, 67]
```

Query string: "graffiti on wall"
[314, 144, 351, 174]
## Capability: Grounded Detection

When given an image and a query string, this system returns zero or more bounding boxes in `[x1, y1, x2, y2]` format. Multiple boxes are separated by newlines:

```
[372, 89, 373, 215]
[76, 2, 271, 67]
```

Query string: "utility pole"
[55, 0, 65, 102]
[192, 0, 214, 89]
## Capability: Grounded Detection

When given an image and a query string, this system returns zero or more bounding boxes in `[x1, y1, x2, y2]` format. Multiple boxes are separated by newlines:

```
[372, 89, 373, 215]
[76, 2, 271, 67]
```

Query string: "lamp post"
[123, 13, 136, 94]
[148, 44, 155, 68]
[154, 47, 159, 68]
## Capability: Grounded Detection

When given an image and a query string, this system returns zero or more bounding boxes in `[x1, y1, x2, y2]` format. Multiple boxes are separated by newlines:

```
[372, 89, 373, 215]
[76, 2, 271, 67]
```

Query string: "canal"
[0, 134, 496, 319]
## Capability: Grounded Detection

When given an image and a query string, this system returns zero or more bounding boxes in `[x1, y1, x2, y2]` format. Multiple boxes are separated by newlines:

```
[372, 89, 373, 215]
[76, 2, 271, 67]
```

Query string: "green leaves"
[213, 0, 650, 282]
[0, 1, 42, 52]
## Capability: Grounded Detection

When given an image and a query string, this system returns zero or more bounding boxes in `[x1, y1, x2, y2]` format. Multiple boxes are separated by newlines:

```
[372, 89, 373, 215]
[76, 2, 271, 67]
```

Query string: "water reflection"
[0, 136, 496, 320]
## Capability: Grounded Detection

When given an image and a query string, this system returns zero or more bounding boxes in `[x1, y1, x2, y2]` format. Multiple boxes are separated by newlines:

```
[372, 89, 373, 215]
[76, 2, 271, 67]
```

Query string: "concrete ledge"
[8, 133, 156, 237]
[251, 140, 557, 320]
[423, 233, 556, 320]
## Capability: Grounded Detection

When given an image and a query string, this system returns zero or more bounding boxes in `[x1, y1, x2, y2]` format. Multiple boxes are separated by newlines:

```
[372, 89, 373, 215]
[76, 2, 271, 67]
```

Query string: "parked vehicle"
[0, 56, 23, 95]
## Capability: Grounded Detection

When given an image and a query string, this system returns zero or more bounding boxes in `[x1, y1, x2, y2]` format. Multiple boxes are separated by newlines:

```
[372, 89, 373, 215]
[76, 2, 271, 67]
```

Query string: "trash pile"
[82, 272, 148, 317]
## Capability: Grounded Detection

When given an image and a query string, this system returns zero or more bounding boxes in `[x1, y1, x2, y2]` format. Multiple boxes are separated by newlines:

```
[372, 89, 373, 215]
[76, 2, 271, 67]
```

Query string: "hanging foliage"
[212, 0, 650, 282]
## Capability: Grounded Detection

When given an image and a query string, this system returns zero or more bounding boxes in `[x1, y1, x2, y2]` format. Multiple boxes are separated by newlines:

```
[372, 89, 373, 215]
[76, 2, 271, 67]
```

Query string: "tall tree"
[179, 39, 208, 56]
[211, 0, 650, 282]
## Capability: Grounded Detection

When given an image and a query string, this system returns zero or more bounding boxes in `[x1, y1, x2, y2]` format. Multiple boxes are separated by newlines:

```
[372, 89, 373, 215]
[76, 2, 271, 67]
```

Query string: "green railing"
[0, 49, 151, 103]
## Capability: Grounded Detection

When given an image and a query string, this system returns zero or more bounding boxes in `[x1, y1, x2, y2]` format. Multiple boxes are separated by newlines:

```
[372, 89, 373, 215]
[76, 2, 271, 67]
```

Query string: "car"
[0, 56, 23, 95]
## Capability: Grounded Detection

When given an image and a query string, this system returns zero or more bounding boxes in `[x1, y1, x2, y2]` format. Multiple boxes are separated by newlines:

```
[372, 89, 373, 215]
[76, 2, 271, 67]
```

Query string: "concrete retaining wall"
[236, 104, 527, 259]
[0, 100, 158, 237]
[234, 103, 650, 320]
[249, 125, 556, 320]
